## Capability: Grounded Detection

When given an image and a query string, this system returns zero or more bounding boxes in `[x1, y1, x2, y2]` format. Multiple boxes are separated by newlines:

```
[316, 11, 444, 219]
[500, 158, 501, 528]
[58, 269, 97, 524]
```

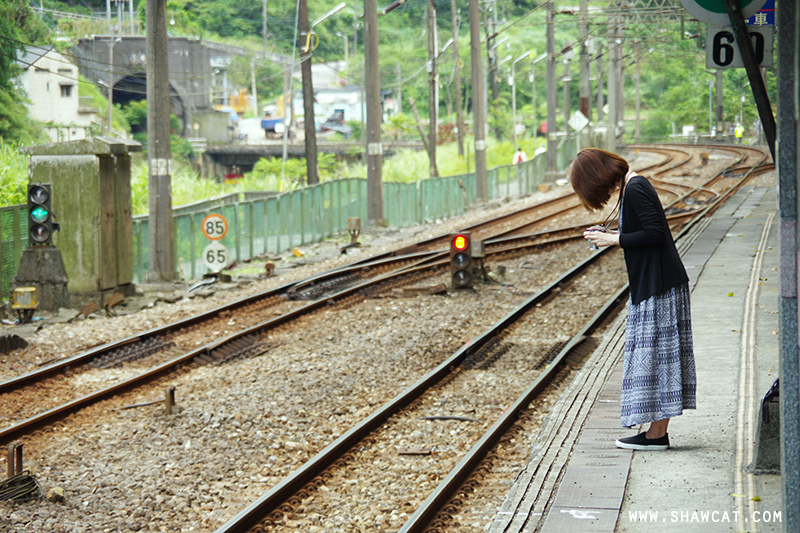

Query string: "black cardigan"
[618, 176, 688, 305]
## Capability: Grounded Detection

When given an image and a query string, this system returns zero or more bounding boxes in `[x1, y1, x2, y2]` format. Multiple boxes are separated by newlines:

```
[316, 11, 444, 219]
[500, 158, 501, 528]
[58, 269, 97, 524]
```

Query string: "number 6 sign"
[706, 26, 773, 69]
[202, 214, 228, 241]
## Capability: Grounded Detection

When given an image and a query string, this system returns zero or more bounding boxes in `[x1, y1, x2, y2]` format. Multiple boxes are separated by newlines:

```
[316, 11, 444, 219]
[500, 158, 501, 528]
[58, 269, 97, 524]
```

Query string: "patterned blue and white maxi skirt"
[620, 283, 697, 427]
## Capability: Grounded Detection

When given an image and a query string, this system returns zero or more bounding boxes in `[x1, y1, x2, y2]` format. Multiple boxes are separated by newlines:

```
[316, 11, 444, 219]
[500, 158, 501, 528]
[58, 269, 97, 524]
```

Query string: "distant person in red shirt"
[513, 148, 528, 165]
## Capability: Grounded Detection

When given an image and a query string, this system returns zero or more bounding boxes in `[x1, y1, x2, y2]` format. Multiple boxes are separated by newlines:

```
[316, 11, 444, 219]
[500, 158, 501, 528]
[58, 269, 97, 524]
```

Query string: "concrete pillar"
[777, 0, 800, 529]
[20, 137, 141, 307]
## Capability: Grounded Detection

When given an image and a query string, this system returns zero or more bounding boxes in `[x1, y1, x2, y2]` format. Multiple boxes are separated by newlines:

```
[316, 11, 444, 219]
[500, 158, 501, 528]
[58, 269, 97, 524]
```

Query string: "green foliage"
[0, 0, 47, 143]
[0, 91, 38, 145]
[0, 141, 29, 206]
[123, 100, 148, 133]
[78, 75, 131, 133]
[245, 153, 340, 190]
[386, 113, 416, 141]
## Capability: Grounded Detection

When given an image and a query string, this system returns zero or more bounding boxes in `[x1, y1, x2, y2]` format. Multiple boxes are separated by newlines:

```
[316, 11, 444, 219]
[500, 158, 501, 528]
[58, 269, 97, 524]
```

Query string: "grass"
[2, 135, 548, 213]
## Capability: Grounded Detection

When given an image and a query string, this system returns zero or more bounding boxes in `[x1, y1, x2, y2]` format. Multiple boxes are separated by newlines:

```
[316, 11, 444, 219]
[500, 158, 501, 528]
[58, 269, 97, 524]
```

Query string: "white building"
[16, 45, 98, 142]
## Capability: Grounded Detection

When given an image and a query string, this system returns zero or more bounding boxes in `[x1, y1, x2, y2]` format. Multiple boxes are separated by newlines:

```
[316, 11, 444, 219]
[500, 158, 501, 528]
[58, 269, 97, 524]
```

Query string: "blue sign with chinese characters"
[746, 0, 774, 26]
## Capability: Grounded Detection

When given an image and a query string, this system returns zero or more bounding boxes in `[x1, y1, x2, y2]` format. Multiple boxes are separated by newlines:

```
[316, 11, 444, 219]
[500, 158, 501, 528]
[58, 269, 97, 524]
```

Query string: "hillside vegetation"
[0, 0, 777, 207]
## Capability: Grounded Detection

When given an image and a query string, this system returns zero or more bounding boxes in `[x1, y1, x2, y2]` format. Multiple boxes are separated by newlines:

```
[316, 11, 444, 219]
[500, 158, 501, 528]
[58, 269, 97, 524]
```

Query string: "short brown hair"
[569, 148, 628, 210]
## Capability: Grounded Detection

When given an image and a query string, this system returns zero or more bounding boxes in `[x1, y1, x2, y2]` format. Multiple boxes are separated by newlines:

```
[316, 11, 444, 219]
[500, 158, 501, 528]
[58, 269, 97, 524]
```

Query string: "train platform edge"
[487, 180, 783, 533]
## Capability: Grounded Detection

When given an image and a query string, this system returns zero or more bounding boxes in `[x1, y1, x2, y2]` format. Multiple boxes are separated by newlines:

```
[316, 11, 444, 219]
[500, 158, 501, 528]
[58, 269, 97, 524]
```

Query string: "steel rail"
[212, 245, 620, 533]
[396, 149, 771, 532]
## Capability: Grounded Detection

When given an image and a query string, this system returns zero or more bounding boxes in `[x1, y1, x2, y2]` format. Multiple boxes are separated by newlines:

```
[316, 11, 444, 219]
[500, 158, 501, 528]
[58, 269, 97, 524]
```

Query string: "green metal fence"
[1, 142, 574, 295]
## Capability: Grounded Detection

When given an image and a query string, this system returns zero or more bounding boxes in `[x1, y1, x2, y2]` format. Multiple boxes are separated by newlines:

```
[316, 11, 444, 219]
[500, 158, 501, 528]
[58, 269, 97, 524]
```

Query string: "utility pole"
[107, 39, 118, 133]
[469, 0, 487, 200]
[635, 56, 641, 141]
[427, 0, 439, 177]
[715, 69, 724, 137]
[578, 0, 590, 119]
[616, 20, 625, 141]
[451, 0, 464, 157]
[251, 59, 259, 119]
[596, 42, 604, 123]
[485, 2, 502, 140]
[262, 0, 268, 58]
[364, 0, 384, 225]
[146, 0, 174, 283]
[562, 56, 571, 139]
[298, 0, 319, 185]
[396, 62, 402, 114]
[606, 17, 618, 153]
[546, 0, 557, 172]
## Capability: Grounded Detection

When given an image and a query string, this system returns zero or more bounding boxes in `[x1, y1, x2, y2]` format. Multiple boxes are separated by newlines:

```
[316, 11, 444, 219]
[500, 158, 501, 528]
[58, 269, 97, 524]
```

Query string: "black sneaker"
[615, 432, 670, 451]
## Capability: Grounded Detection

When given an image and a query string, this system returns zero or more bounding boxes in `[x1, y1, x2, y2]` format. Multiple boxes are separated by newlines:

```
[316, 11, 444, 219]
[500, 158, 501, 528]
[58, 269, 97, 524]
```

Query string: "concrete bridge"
[202, 140, 426, 177]
[72, 36, 289, 139]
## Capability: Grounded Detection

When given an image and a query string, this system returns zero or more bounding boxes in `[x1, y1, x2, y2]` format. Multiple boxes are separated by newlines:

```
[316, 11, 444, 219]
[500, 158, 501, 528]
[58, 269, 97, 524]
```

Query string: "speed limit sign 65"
[203, 241, 229, 272]
[202, 214, 229, 241]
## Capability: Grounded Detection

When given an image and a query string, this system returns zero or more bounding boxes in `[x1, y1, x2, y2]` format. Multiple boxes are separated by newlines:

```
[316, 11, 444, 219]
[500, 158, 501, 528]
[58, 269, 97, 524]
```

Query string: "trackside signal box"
[450, 232, 477, 289]
[20, 136, 141, 306]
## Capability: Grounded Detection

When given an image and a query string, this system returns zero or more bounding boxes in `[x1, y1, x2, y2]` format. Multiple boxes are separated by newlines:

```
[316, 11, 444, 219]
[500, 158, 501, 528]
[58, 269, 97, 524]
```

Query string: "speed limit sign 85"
[202, 214, 228, 241]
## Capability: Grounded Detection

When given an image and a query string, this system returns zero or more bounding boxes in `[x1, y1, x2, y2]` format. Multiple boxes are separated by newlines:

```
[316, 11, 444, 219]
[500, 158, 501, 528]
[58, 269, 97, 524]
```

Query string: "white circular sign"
[203, 241, 229, 272]
[678, 0, 766, 25]
[201, 214, 228, 241]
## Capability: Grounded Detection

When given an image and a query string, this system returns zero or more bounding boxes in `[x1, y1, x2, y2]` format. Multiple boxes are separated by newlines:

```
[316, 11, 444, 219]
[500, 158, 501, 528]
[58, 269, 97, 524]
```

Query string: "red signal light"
[452, 234, 469, 251]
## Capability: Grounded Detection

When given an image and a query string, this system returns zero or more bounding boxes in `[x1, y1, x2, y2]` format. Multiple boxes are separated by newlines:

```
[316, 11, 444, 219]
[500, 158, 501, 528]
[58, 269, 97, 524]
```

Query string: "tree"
[0, 0, 46, 143]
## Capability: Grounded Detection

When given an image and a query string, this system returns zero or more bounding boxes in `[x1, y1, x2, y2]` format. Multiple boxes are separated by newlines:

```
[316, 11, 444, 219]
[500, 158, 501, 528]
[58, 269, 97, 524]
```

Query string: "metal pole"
[512, 63, 517, 150]
[451, 0, 464, 157]
[578, 0, 590, 118]
[635, 57, 641, 141]
[511, 51, 531, 151]
[263, 0, 268, 58]
[298, 0, 319, 185]
[562, 56, 571, 138]
[709, 81, 713, 135]
[716, 69, 724, 137]
[364, 0, 384, 225]
[469, 0, 487, 200]
[146, 0, 174, 283]
[531, 64, 536, 145]
[606, 18, 618, 153]
[251, 59, 258, 123]
[723, 0, 776, 159]
[775, 0, 799, 530]
[396, 62, 402, 114]
[108, 40, 115, 133]
[546, 1, 557, 171]
[596, 42, 604, 123]
[427, 0, 438, 177]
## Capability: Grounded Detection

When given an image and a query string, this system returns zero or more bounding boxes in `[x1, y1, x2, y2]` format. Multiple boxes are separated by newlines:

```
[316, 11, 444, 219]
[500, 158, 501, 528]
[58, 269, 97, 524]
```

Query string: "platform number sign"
[706, 26, 773, 69]
[202, 214, 228, 241]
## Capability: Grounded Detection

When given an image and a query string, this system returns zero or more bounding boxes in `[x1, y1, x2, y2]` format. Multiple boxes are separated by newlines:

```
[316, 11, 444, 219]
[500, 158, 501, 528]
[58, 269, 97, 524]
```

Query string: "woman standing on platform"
[569, 148, 696, 451]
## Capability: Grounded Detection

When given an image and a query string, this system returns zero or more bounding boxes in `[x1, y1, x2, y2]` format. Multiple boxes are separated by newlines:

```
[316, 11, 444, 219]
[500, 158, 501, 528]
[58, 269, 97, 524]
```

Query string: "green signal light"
[31, 206, 49, 224]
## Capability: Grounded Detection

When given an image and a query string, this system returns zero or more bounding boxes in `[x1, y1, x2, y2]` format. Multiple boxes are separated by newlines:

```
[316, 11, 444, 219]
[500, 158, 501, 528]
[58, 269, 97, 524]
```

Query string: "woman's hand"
[584, 227, 620, 248]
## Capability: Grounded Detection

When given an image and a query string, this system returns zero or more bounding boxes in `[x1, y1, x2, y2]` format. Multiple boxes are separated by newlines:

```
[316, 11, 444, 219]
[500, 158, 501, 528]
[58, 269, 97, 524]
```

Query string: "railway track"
[0, 145, 697, 439]
[207, 145, 771, 533]
[0, 144, 771, 533]
[0, 145, 766, 439]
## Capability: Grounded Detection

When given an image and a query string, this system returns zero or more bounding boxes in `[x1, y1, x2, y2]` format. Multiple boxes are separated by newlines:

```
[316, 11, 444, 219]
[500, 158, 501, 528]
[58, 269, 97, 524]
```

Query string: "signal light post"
[13, 182, 70, 313]
[27, 184, 58, 246]
[450, 232, 474, 289]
